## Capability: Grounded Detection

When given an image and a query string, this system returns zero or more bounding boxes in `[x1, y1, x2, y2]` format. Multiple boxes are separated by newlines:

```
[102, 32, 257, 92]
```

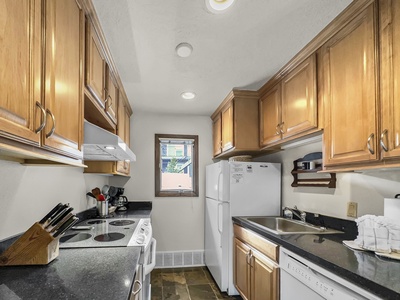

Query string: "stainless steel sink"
[243, 216, 343, 235]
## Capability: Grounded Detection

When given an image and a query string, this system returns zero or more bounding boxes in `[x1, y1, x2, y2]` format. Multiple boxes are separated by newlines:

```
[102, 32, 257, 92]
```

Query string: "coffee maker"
[108, 186, 129, 211]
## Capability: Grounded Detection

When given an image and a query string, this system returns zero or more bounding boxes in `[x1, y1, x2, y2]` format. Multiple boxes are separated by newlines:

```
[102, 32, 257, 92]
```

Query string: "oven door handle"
[143, 238, 157, 276]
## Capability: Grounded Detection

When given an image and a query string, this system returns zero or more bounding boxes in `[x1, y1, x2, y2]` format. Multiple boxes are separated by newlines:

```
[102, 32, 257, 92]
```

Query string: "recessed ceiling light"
[206, 0, 235, 13]
[176, 43, 193, 58]
[181, 92, 196, 100]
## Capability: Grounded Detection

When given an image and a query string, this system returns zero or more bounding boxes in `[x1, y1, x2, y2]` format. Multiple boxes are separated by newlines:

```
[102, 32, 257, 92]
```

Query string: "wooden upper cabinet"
[321, 3, 378, 167]
[0, 0, 42, 145]
[212, 114, 222, 157]
[116, 93, 131, 175]
[379, 0, 400, 160]
[259, 54, 318, 149]
[221, 102, 234, 152]
[42, 0, 84, 159]
[259, 83, 281, 147]
[105, 66, 118, 125]
[211, 90, 259, 158]
[86, 19, 106, 109]
[281, 54, 317, 139]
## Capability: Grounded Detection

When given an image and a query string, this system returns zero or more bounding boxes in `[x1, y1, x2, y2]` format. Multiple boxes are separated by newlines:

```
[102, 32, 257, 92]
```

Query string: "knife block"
[0, 222, 59, 266]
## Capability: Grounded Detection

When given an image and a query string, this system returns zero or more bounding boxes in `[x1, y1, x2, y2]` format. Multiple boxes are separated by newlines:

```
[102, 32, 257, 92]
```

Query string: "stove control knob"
[136, 234, 145, 244]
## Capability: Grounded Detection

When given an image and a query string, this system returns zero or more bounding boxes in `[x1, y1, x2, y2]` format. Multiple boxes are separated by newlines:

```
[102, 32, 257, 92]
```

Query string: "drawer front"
[234, 224, 279, 262]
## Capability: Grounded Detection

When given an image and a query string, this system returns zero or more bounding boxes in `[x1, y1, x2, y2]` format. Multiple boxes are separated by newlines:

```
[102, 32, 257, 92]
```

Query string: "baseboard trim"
[155, 250, 205, 268]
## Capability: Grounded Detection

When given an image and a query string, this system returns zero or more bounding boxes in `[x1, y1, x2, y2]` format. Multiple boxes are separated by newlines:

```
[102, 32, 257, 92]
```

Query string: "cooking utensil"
[86, 192, 96, 199]
[101, 185, 110, 196]
[38, 203, 63, 225]
[92, 187, 101, 200]
[53, 216, 79, 238]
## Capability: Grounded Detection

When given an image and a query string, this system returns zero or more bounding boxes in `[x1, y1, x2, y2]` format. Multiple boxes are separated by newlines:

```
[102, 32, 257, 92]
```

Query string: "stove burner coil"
[94, 232, 125, 242]
[87, 220, 106, 225]
[60, 233, 92, 243]
[109, 220, 135, 226]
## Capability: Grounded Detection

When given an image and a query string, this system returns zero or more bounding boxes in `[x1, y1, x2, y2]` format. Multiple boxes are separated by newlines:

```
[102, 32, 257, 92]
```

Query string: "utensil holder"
[0, 222, 59, 266]
[97, 200, 109, 217]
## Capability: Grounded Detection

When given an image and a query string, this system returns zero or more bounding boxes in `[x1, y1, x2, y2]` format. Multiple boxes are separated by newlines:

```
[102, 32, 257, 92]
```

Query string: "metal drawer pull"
[35, 102, 47, 133]
[380, 129, 388, 152]
[132, 280, 142, 296]
[367, 133, 375, 155]
[45, 109, 56, 138]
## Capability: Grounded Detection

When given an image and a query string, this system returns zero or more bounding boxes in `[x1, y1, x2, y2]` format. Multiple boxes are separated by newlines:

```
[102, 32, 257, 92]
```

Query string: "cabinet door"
[105, 66, 118, 125]
[281, 54, 317, 139]
[259, 84, 281, 147]
[0, 0, 42, 145]
[116, 97, 131, 175]
[43, 0, 83, 159]
[86, 20, 106, 108]
[234, 238, 250, 300]
[380, 0, 400, 159]
[322, 4, 378, 166]
[221, 102, 234, 151]
[212, 114, 222, 157]
[251, 251, 279, 300]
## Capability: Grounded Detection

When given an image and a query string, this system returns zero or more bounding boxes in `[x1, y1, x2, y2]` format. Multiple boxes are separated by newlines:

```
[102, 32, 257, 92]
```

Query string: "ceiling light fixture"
[206, 0, 235, 13]
[181, 92, 196, 100]
[176, 43, 193, 58]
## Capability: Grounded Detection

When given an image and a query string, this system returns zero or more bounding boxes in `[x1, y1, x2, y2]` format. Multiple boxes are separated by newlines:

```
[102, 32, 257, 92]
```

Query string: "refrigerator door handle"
[217, 171, 222, 201]
[217, 202, 222, 248]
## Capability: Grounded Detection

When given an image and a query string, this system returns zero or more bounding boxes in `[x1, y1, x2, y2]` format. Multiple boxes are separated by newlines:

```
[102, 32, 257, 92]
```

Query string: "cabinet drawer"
[234, 224, 279, 262]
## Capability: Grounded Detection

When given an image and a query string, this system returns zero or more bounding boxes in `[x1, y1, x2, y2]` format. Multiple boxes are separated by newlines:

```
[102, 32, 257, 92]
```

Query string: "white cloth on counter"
[354, 215, 400, 253]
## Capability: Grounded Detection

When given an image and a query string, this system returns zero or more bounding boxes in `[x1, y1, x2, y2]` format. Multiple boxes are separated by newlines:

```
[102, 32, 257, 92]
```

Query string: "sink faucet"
[283, 206, 307, 223]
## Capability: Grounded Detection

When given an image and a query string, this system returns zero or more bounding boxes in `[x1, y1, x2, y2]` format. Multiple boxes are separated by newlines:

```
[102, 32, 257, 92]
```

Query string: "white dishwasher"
[279, 248, 382, 300]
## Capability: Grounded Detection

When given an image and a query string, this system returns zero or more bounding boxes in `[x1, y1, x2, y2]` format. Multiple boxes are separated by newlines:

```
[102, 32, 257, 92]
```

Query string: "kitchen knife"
[53, 216, 79, 238]
[48, 212, 74, 233]
[39, 203, 63, 225]
[43, 203, 69, 227]
[45, 205, 71, 230]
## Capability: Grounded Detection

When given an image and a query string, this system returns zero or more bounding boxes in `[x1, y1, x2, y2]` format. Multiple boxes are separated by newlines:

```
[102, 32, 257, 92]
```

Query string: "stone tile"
[151, 286, 163, 300]
[173, 272, 187, 285]
[184, 269, 209, 285]
[163, 284, 190, 300]
[151, 271, 163, 287]
[162, 273, 177, 286]
[202, 267, 215, 284]
[188, 284, 218, 300]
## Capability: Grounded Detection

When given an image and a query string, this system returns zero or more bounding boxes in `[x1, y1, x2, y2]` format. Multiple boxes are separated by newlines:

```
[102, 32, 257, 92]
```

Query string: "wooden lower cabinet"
[234, 225, 279, 300]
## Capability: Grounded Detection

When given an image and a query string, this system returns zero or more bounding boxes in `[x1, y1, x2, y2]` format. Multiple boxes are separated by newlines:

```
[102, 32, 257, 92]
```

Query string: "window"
[155, 134, 199, 197]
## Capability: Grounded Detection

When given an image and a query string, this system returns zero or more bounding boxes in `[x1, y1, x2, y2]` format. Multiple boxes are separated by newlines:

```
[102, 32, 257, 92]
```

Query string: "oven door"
[142, 238, 157, 300]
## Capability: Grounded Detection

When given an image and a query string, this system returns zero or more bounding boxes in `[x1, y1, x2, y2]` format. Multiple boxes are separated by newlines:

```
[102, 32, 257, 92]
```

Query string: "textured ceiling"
[92, 0, 352, 116]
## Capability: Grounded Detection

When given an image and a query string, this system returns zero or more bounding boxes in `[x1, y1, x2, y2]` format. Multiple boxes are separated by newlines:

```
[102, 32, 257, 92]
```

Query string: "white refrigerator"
[205, 161, 281, 295]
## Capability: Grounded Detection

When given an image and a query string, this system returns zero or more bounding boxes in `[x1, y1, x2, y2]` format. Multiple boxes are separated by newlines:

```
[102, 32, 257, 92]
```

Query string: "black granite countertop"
[0, 202, 152, 300]
[233, 216, 400, 300]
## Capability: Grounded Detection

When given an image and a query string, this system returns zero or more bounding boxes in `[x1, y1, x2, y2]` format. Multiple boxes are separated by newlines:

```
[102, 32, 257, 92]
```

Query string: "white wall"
[110, 112, 213, 252]
[0, 160, 109, 240]
[255, 141, 400, 219]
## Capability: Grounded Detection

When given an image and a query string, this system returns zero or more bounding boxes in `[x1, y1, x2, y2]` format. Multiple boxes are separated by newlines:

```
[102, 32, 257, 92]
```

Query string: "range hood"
[83, 121, 136, 161]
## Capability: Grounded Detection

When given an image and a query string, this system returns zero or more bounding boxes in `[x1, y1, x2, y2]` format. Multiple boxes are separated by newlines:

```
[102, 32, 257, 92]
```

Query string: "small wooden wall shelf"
[0, 222, 59, 266]
[291, 162, 336, 188]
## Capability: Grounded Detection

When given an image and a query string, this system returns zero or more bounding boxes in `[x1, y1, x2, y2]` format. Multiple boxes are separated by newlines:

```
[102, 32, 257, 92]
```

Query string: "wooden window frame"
[155, 134, 199, 197]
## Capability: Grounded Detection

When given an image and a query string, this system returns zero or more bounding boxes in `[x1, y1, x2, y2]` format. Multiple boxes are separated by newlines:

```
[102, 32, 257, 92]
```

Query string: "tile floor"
[151, 267, 242, 300]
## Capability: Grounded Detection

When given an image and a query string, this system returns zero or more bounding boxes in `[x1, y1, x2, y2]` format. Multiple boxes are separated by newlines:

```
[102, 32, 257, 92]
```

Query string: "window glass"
[155, 134, 199, 197]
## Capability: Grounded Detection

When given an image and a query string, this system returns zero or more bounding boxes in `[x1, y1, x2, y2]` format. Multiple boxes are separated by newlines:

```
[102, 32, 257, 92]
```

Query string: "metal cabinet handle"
[35, 102, 47, 133]
[280, 121, 285, 134]
[132, 280, 142, 296]
[275, 124, 280, 135]
[367, 133, 375, 155]
[380, 129, 388, 152]
[45, 109, 56, 138]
